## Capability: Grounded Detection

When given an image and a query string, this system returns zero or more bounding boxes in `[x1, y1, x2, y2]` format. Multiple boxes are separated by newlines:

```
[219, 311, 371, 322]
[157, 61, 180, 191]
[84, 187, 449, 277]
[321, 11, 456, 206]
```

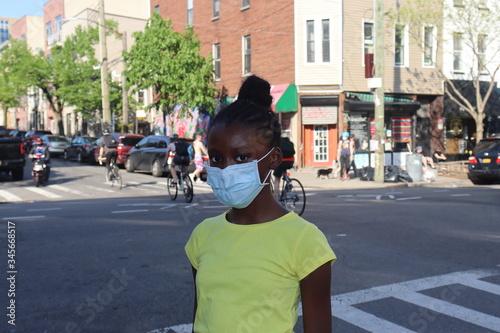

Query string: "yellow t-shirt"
[185, 211, 336, 333]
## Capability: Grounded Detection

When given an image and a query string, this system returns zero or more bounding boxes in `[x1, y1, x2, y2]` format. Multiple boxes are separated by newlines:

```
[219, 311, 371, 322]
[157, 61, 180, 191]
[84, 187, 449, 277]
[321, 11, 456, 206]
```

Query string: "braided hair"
[209, 75, 281, 149]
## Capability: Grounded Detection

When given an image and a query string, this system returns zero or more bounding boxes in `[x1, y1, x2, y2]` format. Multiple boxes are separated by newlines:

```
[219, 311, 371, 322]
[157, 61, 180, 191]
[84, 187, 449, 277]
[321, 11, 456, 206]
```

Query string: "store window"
[314, 125, 328, 162]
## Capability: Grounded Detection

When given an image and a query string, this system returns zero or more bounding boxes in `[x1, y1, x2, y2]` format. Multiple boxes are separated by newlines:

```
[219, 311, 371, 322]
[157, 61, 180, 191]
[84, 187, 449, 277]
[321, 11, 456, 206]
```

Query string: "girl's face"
[207, 124, 281, 179]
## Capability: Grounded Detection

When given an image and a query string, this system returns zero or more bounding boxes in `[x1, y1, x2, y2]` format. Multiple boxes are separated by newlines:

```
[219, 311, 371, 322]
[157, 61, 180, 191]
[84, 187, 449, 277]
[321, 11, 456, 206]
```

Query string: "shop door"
[303, 124, 337, 167]
[314, 125, 329, 163]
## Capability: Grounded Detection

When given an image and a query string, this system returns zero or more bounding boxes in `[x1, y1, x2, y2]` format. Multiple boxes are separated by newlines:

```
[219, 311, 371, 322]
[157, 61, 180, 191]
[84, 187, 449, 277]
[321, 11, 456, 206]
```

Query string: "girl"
[185, 75, 336, 332]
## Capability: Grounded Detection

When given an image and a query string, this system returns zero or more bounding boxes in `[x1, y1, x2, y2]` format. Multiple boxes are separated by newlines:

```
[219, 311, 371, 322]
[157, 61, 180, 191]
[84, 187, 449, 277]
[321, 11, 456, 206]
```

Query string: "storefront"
[343, 92, 421, 168]
[299, 95, 340, 168]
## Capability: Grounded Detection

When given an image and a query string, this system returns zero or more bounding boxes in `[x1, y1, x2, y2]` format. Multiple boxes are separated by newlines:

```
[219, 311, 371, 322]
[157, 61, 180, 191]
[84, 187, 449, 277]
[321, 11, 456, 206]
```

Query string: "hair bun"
[238, 75, 273, 109]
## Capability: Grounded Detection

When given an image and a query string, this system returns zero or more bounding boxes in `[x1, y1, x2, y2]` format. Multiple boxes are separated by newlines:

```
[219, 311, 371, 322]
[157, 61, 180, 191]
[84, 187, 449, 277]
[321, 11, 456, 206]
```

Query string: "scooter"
[31, 154, 47, 187]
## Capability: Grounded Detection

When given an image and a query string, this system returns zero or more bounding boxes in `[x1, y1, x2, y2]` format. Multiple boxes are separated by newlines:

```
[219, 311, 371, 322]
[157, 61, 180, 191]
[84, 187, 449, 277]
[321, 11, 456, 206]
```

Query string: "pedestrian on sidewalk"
[337, 131, 353, 181]
[190, 132, 208, 183]
[349, 134, 358, 179]
[185, 75, 336, 333]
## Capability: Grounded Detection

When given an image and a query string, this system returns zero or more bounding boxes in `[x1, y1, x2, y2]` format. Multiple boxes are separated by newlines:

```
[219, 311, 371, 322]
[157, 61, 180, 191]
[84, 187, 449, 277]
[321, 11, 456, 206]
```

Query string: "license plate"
[33, 165, 44, 171]
[482, 158, 491, 163]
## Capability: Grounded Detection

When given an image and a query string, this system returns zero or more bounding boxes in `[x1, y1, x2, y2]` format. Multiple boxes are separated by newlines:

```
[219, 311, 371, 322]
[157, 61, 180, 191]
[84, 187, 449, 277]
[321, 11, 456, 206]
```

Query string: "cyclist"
[98, 127, 117, 180]
[29, 137, 50, 181]
[164, 134, 190, 184]
[273, 133, 295, 199]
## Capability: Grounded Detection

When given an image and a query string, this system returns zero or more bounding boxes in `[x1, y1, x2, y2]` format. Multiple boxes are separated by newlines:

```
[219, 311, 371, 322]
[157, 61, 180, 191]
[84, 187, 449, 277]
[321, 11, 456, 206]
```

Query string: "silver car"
[41, 135, 69, 157]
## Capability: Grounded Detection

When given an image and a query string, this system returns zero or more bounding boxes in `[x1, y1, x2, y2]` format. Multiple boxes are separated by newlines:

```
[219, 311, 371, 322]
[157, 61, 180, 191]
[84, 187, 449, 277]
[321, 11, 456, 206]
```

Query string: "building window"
[55, 15, 62, 43]
[213, 43, 221, 80]
[46, 22, 52, 46]
[363, 21, 374, 64]
[306, 20, 315, 63]
[453, 32, 463, 72]
[243, 35, 251, 75]
[423, 26, 435, 66]
[394, 23, 406, 66]
[187, 0, 193, 26]
[242, 0, 250, 8]
[138, 90, 145, 105]
[213, 0, 220, 18]
[154, 5, 160, 12]
[322, 19, 330, 63]
[478, 34, 487, 73]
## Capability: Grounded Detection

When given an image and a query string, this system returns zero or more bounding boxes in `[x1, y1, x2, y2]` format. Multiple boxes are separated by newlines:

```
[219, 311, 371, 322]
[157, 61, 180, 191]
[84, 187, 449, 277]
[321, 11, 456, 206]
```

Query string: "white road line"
[396, 197, 422, 201]
[203, 205, 228, 209]
[26, 187, 62, 199]
[450, 194, 471, 197]
[397, 292, 500, 331]
[159, 204, 177, 210]
[0, 190, 22, 202]
[118, 203, 172, 207]
[111, 209, 149, 214]
[27, 208, 62, 211]
[49, 184, 89, 196]
[331, 305, 415, 333]
[2, 215, 45, 220]
[84, 185, 115, 193]
[461, 279, 500, 296]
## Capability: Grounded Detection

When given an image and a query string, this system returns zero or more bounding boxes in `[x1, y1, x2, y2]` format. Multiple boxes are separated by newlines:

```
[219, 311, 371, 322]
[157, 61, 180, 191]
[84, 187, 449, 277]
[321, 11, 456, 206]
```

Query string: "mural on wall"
[153, 117, 164, 135]
[165, 104, 211, 140]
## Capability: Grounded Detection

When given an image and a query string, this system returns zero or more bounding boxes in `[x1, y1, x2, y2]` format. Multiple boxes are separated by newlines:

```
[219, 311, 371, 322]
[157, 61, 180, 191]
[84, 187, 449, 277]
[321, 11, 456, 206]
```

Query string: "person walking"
[191, 132, 208, 183]
[337, 131, 353, 181]
[349, 134, 358, 179]
[185, 75, 336, 333]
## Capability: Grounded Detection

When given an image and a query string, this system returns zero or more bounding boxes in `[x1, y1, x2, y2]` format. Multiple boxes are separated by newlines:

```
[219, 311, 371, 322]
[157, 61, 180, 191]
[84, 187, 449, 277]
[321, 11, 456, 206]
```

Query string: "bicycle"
[275, 172, 306, 216]
[99, 157, 122, 190]
[167, 165, 193, 203]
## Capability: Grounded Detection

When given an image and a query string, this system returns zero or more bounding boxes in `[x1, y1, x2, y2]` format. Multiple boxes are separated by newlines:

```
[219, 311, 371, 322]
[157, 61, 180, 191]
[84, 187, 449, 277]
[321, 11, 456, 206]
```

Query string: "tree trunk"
[0, 105, 7, 127]
[475, 113, 485, 143]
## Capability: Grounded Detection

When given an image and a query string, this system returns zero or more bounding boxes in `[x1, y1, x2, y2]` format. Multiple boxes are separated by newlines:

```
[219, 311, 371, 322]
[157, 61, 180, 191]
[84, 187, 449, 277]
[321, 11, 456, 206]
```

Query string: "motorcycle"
[31, 154, 47, 187]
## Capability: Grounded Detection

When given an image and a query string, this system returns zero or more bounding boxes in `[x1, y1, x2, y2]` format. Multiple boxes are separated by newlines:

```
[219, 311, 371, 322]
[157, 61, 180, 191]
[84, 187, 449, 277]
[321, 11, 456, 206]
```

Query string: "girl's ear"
[270, 147, 283, 169]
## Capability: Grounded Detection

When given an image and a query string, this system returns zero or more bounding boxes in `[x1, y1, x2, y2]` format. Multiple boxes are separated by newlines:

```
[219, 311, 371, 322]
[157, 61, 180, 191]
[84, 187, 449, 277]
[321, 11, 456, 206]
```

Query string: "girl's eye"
[210, 156, 221, 163]
[235, 155, 249, 162]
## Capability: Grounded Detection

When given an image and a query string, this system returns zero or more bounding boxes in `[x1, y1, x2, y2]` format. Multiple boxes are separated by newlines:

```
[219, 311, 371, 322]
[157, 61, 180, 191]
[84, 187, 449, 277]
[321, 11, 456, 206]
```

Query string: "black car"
[125, 135, 171, 177]
[468, 137, 500, 185]
[64, 136, 97, 162]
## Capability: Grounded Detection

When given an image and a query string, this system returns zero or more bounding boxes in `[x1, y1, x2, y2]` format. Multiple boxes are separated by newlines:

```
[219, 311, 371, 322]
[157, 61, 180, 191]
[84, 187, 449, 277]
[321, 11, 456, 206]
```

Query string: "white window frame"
[187, 0, 193, 26]
[213, 0, 220, 18]
[394, 23, 408, 67]
[453, 32, 463, 73]
[305, 18, 332, 64]
[241, 0, 250, 9]
[322, 19, 331, 63]
[243, 35, 251, 75]
[477, 34, 487, 74]
[363, 20, 374, 66]
[213, 43, 221, 80]
[422, 25, 436, 67]
[306, 20, 315, 63]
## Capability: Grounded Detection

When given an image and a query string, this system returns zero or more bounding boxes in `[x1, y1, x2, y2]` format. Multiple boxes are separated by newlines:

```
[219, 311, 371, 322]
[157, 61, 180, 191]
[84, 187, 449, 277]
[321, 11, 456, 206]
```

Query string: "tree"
[124, 11, 218, 116]
[0, 40, 31, 126]
[388, 0, 500, 142]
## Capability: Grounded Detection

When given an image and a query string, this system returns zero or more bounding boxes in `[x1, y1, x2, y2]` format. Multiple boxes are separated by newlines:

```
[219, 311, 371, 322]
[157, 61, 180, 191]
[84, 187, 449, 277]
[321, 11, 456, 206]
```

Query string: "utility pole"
[121, 31, 129, 133]
[374, 0, 385, 183]
[99, 0, 111, 130]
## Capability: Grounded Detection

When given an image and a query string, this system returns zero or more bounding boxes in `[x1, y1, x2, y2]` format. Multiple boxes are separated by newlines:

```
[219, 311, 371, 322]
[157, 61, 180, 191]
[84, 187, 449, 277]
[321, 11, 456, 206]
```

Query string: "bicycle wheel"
[167, 173, 178, 200]
[182, 174, 194, 203]
[111, 166, 122, 190]
[281, 178, 306, 216]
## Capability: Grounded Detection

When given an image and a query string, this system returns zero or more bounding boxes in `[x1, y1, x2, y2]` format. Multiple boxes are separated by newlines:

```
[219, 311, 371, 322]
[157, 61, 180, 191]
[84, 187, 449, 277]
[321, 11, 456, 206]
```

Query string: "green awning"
[271, 84, 298, 112]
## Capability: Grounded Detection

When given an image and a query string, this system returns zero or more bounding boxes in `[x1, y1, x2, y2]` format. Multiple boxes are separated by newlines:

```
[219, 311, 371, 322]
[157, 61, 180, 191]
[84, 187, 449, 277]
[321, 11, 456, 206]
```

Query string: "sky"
[1, 0, 47, 18]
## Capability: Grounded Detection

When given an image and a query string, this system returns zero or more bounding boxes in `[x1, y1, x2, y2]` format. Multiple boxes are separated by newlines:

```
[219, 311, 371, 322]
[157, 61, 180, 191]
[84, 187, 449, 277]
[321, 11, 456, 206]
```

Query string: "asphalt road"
[0, 158, 499, 333]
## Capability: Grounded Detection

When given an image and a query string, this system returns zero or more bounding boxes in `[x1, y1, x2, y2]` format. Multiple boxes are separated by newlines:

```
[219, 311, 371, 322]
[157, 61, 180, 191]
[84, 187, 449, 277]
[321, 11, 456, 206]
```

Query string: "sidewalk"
[288, 167, 474, 190]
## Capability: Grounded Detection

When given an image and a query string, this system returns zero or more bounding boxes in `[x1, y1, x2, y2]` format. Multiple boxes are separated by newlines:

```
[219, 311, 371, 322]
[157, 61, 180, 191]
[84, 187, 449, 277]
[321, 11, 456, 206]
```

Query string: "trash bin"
[406, 154, 422, 182]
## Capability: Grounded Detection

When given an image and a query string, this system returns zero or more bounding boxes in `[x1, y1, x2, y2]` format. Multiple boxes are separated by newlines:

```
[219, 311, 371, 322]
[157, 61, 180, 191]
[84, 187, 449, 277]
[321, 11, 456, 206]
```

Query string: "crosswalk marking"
[0, 189, 22, 202]
[153, 268, 500, 333]
[26, 187, 62, 199]
[49, 184, 89, 196]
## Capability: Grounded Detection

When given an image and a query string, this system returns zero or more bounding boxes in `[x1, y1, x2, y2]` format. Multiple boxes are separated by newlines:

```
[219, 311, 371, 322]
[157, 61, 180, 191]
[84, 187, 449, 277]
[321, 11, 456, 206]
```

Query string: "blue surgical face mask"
[206, 148, 274, 209]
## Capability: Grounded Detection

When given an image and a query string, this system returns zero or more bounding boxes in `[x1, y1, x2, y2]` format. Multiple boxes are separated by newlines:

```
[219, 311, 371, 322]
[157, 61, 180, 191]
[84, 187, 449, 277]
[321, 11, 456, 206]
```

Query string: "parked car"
[125, 135, 171, 177]
[89, 133, 145, 166]
[24, 130, 53, 152]
[0, 126, 25, 181]
[468, 137, 500, 185]
[9, 129, 27, 139]
[40, 135, 69, 157]
[64, 136, 97, 162]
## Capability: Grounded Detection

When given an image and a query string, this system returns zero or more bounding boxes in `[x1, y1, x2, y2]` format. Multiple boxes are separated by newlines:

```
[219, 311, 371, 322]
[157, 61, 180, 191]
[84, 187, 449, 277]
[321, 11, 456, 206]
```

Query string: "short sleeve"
[185, 229, 199, 269]
[294, 224, 336, 281]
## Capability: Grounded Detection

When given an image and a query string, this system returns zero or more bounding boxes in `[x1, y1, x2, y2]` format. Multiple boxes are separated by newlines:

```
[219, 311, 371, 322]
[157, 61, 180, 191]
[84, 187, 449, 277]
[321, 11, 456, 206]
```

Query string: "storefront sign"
[302, 106, 338, 125]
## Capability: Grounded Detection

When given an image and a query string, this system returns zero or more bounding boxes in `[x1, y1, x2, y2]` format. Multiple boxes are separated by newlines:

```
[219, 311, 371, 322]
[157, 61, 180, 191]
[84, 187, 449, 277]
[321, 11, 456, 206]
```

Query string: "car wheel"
[469, 176, 489, 185]
[152, 160, 163, 177]
[11, 168, 24, 181]
[63, 150, 69, 160]
[77, 152, 82, 163]
[125, 157, 134, 173]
